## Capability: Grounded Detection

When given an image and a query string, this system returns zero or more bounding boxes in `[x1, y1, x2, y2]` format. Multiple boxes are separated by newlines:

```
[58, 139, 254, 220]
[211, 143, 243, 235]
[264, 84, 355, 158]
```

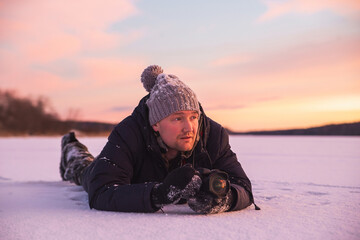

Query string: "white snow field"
[0, 136, 359, 240]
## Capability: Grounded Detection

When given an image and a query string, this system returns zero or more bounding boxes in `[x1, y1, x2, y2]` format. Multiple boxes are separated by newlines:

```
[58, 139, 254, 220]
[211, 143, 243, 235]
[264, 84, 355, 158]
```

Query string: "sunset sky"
[1, 0, 359, 131]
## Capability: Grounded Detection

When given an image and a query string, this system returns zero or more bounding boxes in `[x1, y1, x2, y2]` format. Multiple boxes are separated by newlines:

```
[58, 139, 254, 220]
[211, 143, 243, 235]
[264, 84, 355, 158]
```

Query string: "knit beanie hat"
[141, 65, 200, 126]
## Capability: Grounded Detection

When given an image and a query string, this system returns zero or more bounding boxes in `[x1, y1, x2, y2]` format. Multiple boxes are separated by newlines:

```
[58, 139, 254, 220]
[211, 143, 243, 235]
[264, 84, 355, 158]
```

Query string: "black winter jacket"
[82, 95, 254, 212]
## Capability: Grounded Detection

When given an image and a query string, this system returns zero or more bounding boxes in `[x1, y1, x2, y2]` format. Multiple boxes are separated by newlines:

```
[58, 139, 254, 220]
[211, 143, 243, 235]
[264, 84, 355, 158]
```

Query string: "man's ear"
[152, 123, 159, 132]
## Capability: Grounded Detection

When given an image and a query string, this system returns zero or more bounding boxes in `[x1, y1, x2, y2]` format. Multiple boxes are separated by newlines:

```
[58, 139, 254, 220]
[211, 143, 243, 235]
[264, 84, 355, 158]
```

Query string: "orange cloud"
[258, 0, 360, 22]
[208, 94, 360, 132]
[195, 35, 360, 121]
[204, 43, 360, 130]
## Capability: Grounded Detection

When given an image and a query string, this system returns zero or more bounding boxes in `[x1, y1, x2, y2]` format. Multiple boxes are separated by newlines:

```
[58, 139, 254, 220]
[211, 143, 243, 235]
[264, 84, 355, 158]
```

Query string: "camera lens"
[197, 168, 230, 198]
[212, 177, 226, 191]
[209, 175, 228, 197]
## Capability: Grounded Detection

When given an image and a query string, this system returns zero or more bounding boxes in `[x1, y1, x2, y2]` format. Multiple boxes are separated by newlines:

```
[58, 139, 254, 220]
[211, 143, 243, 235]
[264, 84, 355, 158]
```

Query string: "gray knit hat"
[141, 65, 200, 125]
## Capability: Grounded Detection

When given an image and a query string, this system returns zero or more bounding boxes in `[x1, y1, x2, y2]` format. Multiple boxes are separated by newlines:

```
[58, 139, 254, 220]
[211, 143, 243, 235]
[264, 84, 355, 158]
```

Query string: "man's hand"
[151, 165, 202, 208]
[188, 189, 234, 214]
[186, 168, 233, 214]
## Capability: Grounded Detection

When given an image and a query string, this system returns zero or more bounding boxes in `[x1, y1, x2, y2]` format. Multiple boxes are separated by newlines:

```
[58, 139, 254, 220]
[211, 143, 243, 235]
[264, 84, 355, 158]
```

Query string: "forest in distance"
[1, 89, 359, 136]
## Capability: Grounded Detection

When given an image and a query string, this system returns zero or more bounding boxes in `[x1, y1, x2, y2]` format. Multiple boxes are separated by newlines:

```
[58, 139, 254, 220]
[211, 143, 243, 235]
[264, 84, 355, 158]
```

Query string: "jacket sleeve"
[207, 119, 253, 211]
[82, 118, 158, 213]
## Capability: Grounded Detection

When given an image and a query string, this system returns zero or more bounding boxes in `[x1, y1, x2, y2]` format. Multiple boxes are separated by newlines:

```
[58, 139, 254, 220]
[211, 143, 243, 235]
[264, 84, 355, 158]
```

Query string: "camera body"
[197, 168, 230, 198]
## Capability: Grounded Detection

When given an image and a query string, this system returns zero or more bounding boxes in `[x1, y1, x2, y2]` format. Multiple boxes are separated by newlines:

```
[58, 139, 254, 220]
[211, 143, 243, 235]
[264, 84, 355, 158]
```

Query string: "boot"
[60, 132, 78, 180]
[60, 132, 94, 185]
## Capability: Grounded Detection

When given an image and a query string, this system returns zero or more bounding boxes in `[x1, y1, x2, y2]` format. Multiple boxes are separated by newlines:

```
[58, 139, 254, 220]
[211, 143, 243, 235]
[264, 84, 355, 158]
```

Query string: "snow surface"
[0, 136, 359, 240]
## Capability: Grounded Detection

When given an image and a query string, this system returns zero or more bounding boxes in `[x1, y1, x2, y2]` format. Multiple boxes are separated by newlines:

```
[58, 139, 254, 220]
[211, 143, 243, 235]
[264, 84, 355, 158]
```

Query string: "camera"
[197, 168, 230, 198]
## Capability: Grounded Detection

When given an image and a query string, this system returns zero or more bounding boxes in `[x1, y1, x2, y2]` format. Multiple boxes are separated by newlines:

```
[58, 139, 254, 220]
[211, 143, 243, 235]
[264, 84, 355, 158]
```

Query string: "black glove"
[151, 165, 202, 208]
[188, 189, 234, 214]
[187, 168, 234, 214]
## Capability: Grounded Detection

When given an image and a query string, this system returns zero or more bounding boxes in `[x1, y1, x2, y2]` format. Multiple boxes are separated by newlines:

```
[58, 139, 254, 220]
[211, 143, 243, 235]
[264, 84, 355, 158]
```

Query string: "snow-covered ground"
[0, 136, 359, 240]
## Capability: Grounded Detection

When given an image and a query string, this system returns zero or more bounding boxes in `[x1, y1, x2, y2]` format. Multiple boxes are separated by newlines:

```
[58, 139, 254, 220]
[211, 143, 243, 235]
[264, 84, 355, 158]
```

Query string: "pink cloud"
[1, 0, 138, 31]
[0, 49, 76, 94]
[0, 0, 144, 100]
[1, 0, 139, 62]
[258, 0, 360, 22]
[0, 0, 147, 124]
[80, 57, 146, 87]
[23, 34, 82, 63]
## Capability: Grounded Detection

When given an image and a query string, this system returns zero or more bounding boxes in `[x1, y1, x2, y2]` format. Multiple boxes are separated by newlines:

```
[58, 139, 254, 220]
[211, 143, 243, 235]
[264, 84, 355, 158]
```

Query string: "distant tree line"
[226, 122, 360, 136]
[1, 88, 359, 136]
[0, 89, 114, 136]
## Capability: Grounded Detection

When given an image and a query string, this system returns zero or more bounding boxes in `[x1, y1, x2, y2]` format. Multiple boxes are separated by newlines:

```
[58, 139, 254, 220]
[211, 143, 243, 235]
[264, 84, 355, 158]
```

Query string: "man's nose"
[182, 119, 193, 132]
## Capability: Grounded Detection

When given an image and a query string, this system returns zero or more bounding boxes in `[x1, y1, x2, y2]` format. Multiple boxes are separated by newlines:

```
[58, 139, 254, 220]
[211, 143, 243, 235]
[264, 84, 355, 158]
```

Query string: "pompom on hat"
[141, 65, 200, 125]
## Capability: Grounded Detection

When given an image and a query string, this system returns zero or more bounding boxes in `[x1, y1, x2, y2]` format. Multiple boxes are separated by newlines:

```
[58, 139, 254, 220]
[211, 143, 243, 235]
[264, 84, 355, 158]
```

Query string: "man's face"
[152, 110, 199, 153]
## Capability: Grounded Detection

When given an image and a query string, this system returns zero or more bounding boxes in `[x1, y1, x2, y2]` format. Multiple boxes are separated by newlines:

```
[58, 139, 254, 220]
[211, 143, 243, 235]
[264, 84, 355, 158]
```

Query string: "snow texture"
[0, 136, 359, 240]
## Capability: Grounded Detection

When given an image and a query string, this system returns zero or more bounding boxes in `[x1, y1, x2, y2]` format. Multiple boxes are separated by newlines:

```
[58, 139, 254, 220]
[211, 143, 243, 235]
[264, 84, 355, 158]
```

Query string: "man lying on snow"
[60, 65, 259, 214]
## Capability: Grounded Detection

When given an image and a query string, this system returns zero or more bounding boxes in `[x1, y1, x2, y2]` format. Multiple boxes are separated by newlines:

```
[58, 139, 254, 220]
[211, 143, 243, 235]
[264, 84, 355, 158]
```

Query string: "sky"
[0, 0, 359, 131]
